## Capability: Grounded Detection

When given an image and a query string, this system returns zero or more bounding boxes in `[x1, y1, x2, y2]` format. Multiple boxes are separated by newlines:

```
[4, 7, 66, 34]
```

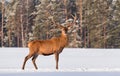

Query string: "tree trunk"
[79, 0, 83, 47]
[1, 0, 5, 47]
[8, 29, 11, 47]
[20, 0, 25, 47]
[103, 17, 106, 48]
[21, 14, 25, 47]
[63, 0, 68, 20]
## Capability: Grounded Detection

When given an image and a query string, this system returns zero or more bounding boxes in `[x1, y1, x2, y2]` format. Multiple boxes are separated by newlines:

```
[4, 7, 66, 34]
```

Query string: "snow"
[0, 48, 120, 76]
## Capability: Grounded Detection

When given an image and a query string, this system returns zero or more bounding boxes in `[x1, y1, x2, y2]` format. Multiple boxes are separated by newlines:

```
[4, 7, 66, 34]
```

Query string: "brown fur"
[22, 25, 69, 70]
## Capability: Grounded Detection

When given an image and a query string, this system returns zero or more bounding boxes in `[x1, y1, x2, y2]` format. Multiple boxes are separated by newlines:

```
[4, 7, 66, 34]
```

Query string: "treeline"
[0, 0, 120, 48]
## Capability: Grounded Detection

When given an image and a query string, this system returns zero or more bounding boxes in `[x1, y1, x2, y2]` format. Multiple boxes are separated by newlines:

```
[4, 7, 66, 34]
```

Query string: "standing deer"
[22, 23, 71, 70]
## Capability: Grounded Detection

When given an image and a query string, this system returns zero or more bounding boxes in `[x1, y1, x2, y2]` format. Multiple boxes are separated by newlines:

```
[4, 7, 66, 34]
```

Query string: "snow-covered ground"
[0, 48, 120, 76]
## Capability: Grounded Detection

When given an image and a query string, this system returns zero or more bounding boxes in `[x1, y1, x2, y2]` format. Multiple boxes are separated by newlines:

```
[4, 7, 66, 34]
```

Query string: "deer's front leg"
[55, 53, 59, 70]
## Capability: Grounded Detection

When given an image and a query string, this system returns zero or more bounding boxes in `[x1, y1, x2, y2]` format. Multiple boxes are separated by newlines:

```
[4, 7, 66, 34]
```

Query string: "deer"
[22, 19, 73, 70]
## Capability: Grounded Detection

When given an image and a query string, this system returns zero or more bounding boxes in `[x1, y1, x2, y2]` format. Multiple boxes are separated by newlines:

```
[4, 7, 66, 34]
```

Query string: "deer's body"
[22, 25, 69, 70]
[28, 34, 67, 56]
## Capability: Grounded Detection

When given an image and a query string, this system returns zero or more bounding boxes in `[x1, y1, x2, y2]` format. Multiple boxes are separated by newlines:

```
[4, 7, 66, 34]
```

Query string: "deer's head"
[57, 24, 71, 35]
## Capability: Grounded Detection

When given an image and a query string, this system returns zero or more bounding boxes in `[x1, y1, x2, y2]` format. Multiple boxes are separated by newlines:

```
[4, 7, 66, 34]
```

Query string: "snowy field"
[0, 48, 120, 76]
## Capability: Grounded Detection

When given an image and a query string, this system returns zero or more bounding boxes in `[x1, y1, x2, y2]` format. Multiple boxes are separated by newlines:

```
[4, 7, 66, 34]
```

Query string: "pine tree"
[33, 0, 65, 40]
[107, 0, 120, 48]
[82, 0, 109, 48]
[5, 0, 37, 47]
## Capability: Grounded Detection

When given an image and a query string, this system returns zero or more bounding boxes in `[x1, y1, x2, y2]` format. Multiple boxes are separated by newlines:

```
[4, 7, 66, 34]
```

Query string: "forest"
[0, 0, 120, 48]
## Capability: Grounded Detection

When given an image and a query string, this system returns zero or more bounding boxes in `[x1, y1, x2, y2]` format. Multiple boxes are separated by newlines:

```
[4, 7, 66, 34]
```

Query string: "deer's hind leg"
[32, 54, 38, 70]
[22, 54, 33, 70]
[55, 53, 59, 70]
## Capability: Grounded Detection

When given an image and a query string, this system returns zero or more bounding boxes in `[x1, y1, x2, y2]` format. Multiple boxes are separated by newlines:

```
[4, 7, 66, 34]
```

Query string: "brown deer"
[22, 23, 71, 70]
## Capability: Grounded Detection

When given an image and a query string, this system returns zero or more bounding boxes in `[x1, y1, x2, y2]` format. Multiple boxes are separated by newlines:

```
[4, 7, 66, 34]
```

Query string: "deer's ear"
[67, 25, 71, 30]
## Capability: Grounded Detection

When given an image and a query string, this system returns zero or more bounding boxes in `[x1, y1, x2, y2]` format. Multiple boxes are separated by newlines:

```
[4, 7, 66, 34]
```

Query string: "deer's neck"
[61, 31, 68, 42]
